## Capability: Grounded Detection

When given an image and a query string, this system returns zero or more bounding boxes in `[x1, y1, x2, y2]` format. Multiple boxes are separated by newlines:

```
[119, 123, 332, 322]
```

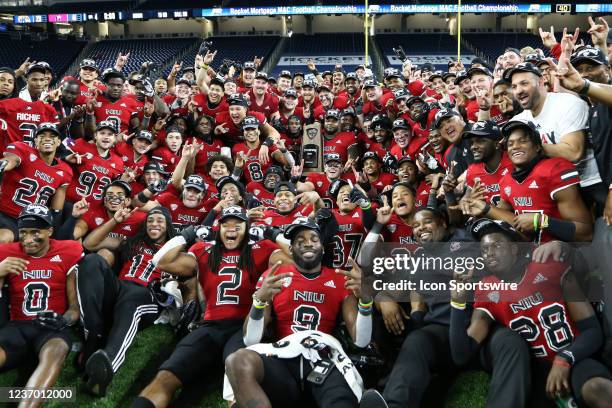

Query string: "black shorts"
[259, 354, 358, 408]
[0, 212, 18, 238]
[159, 319, 244, 385]
[0, 320, 72, 370]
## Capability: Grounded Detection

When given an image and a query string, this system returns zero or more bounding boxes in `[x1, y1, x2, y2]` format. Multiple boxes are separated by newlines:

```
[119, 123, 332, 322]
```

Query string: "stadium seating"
[376, 33, 472, 70]
[174, 35, 281, 76]
[82, 38, 199, 76]
[462, 33, 542, 61]
[273, 33, 365, 76]
[0, 33, 87, 80]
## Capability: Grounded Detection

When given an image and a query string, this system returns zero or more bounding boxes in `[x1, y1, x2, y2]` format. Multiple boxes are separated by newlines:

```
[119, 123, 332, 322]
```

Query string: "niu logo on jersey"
[510, 292, 544, 313]
[513, 197, 533, 207]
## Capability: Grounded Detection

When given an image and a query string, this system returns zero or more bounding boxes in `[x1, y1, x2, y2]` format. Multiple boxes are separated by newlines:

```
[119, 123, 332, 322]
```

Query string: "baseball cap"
[219, 205, 248, 223]
[341, 107, 356, 118]
[393, 88, 411, 100]
[345, 72, 358, 81]
[362, 151, 382, 164]
[429, 70, 445, 81]
[293, 72, 305, 78]
[371, 114, 392, 130]
[176, 76, 193, 86]
[470, 57, 488, 68]
[406, 95, 425, 107]
[392, 118, 410, 131]
[470, 218, 525, 242]
[321, 70, 332, 77]
[442, 72, 457, 82]
[462, 120, 502, 140]
[26, 62, 50, 76]
[454, 70, 469, 85]
[274, 181, 297, 196]
[324, 153, 341, 164]
[279, 70, 292, 79]
[284, 216, 321, 242]
[35, 122, 61, 138]
[302, 79, 316, 88]
[467, 66, 493, 79]
[216, 176, 245, 197]
[523, 53, 543, 64]
[143, 161, 169, 176]
[227, 93, 249, 107]
[503, 62, 542, 81]
[242, 116, 260, 130]
[96, 120, 118, 134]
[501, 118, 542, 146]
[434, 108, 462, 129]
[17, 204, 53, 227]
[265, 165, 285, 179]
[255, 71, 268, 81]
[135, 130, 154, 143]
[570, 46, 609, 66]
[363, 79, 378, 89]
[384, 68, 401, 79]
[421, 63, 434, 73]
[398, 156, 415, 166]
[284, 88, 298, 98]
[243, 61, 256, 71]
[79, 59, 98, 71]
[267, 76, 277, 84]
[327, 179, 349, 199]
[129, 74, 145, 85]
[317, 83, 332, 92]
[101, 68, 125, 83]
[184, 174, 206, 192]
[325, 109, 341, 120]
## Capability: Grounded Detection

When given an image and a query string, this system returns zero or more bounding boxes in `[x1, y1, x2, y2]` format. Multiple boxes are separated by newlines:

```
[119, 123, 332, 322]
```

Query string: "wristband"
[553, 356, 572, 368]
[533, 213, 540, 231]
[481, 202, 491, 216]
[541, 214, 549, 229]
[578, 79, 591, 97]
[262, 138, 273, 147]
[201, 64, 209, 70]
[450, 301, 466, 310]
[358, 299, 373, 308]
[138, 191, 151, 203]
[252, 293, 269, 308]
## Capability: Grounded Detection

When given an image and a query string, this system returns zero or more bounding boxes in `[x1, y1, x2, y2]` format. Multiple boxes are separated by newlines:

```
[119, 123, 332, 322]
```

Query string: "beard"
[294, 249, 323, 270]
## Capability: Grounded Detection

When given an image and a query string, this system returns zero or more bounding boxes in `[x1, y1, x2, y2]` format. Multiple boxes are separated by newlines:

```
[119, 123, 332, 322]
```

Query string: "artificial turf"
[0, 325, 490, 407]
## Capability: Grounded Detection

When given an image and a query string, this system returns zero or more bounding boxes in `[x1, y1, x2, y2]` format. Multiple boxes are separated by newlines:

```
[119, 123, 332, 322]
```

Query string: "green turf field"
[0, 325, 490, 407]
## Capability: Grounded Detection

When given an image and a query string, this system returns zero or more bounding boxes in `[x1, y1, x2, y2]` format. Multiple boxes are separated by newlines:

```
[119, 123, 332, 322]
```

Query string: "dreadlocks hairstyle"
[118, 206, 176, 267]
[206, 218, 255, 283]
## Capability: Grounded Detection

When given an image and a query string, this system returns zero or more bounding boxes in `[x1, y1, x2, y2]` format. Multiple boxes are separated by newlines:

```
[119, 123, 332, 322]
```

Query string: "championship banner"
[386, 54, 476, 67]
[301, 122, 323, 175]
[278, 56, 372, 66]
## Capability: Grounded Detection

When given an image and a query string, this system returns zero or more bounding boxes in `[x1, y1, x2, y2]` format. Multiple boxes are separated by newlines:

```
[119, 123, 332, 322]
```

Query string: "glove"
[148, 279, 172, 307]
[349, 187, 370, 209]
[147, 178, 168, 194]
[177, 299, 202, 335]
[181, 225, 214, 246]
[143, 79, 155, 97]
[383, 153, 398, 172]
[315, 208, 332, 224]
[35, 311, 68, 331]
[248, 225, 266, 243]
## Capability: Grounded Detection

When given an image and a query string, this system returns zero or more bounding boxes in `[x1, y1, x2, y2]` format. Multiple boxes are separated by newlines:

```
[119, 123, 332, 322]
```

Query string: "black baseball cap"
[143, 161, 169, 176]
[17, 204, 53, 227]
[79, 59, 98, 71]
[362, 151, 382, 164]
[243, 61, 256, 71]
[524, 53, 543, 64]
[467, 66, 493, 79]
[265, 165, 285, 179]
[434, 108, 462, 129]
[182, 66, 195, 73]
[501, 118, 542, 146]
[442, 72, 457, 82]
[470, 57, 488, 68]
[184, 174, 206, 191]
[462, 120, 502, 140]
[470, 218, 525, 242]
[371, 114, 392, 130]
[429, 70, 445, 81]
[284, 216, 321, 242]
[135, 130, 154, 143]
[26, 62, 51, 76]
[325, 109, 341, 120]
[504, 62, 542, 81]
[219, 205, 248, 222]
[279, 70, 292, 79]
[96, 120, 118, 134]
[274, 181, 297, 196]
[255, 71, 268, 81]
[341, 107, 356, 118]
[227, 93, 249, 107]
[242, 116, 260, 130]
[398, 156, 415, 166]
[284, 88, 298, 98]
[454, 70, 469, 85]
[393, 88, 411, 100]
[392, 118, 410, 131]
[406, 95, 425, 107]
[293, 72, 305, 78]
[216, 176, 245, 197]
[176, 76, 193, 86]
[327, 179, 349, 199]
[324, 153, 341, 164]
[302, 79, 316, 88]
[421, 63, 434, 73]
[571, 46, 609, 66]
[363, 79, 378, 89]
[345, 72, 358, 81]
[385, 68, 401, 80]
[35, 122, 61, 138]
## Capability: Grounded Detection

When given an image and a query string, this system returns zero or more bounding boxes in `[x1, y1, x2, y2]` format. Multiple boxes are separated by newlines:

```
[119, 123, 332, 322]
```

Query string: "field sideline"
[0, 325, 489, 407]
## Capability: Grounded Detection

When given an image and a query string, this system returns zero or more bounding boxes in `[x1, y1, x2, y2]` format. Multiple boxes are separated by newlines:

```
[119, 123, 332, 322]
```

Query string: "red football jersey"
[474, 260, 577, 362]
[190, 239, 278, 320]
[156, 185, 207, 229]
[114, 141, 149, 177]
[0, 98, 58, 149]
[466, 153, 513, 206]
[94, 94, 138, 133]
[118, 243, 162, 286]
[66, 139, 124, 203]
[162, 94, 189, 117]
[81, 201, 146, 240]
[362, 93, 395, 117]
[382, 212, 414, 244]
[246, 181, 275, 207]
[414, 180, 432, 208]
[255, 205, 313, 227]
[232, 143, 278, 184]
[0, 142, 73, 218]
[248, 90, 279, 120]
[2, 240, 83, 320]
[323, 132, 357, 164]
[499, 158, 579, 243]
[257, 264, 351, 339]
[331, 207, 366, 269]
[214, 111, 267, 146]
[369, 172, 397, 193]
[150, 146, 180, 174]
[390, 136, 429, 162]
[192, 93, 229, 118]
[466, 100, 503, 124]
[185, 137, 224, 175]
